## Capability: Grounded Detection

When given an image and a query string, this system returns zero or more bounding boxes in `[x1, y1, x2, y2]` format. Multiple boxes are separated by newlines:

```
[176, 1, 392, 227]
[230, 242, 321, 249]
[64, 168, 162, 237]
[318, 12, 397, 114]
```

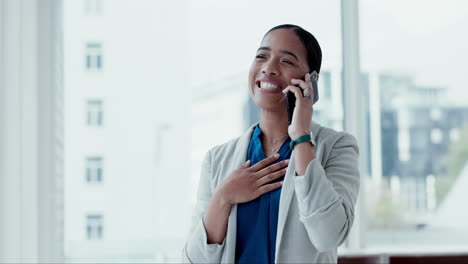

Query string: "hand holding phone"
[286, 71, 319, 125]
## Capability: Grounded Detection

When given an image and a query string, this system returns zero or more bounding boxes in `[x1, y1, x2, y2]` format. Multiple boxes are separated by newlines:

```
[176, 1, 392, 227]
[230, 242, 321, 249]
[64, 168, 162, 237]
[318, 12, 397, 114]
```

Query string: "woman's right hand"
[219, 154, 289, 205]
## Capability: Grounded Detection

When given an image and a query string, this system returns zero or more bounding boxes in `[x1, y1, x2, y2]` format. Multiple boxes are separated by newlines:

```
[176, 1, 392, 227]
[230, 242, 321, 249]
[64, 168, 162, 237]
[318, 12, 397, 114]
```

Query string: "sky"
[188, 0, 468, 105]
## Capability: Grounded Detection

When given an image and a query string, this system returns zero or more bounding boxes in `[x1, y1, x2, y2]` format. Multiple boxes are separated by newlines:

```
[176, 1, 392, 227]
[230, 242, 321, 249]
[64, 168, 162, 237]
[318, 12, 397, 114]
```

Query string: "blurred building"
[64, 0, 190, 262]
[378, 74, 468, 216]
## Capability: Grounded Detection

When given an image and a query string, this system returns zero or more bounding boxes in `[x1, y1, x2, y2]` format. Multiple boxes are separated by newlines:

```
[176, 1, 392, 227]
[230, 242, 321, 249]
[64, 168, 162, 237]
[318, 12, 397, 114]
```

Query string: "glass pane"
[360, 0, 468, 251]
[64, 0, 342, 262]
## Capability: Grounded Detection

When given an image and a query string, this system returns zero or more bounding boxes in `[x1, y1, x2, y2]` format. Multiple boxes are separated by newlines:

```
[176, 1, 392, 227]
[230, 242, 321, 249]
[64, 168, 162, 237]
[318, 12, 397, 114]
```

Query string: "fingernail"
[274, 154, 280, 158]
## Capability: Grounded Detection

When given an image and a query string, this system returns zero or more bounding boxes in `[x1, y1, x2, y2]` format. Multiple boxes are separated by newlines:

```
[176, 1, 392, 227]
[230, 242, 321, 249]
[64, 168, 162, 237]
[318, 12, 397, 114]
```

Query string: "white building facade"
[64, 0, 191, 262]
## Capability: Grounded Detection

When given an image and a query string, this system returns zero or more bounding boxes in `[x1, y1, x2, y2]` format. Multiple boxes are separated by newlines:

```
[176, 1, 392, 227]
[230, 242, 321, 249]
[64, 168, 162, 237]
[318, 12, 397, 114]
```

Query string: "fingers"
[305, 72, 311, 84]
[241, 160, 251, 169]
[291, 78, 308, 89]
[249, 154, 280, 172]
[255, 159, 289, 177]
[283, 75, 313, 100]
[292, 78, 313, 96]
[256, 167, 287, 186]
[282, 84, 304, 100]
[257, 181, 283, 196]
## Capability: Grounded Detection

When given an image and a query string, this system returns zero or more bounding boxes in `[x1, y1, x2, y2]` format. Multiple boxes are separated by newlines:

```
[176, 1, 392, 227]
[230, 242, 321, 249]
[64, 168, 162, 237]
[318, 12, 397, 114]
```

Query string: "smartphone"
[286, 71, 319, 124]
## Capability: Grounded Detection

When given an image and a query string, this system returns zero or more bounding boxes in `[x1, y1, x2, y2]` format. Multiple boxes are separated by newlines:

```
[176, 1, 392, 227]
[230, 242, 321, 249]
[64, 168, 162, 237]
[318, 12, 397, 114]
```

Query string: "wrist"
[294, 140, 316, 153]
[215, 185, 233, 207]
[290, 131, 309, 140]
[289, 132, 316, 150]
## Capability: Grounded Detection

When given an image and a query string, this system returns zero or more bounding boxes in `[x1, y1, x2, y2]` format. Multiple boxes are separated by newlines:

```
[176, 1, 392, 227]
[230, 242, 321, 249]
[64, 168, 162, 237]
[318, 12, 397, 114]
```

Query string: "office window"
[86, 214, 103, 240]
[431, 128, 443, 144]
[86, 156, 103, 183]
[86, 43, 102, 70]
[450, 128, 460, 142]
[86, 99, 103, 126]
[84, 0, 102, 15]
[319, 71, 332, 101]
[361, 0, 468, 251]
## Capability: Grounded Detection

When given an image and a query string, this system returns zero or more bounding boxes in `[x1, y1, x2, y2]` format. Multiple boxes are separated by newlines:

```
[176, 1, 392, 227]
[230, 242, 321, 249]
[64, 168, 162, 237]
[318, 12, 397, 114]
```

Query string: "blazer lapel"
[222, 123, 258, 263]
[275, 121, 321, 259]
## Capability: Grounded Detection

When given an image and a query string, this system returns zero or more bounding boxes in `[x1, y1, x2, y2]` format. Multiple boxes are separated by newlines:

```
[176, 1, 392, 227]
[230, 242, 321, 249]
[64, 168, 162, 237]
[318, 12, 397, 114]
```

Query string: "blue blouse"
[235, 124, 292, 264]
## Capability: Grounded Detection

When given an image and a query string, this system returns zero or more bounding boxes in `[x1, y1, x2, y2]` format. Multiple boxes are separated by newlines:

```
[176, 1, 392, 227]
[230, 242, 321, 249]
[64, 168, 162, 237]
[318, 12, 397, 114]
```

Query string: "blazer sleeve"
[182, 150, 225, 263]
[293, 132, 360, 252]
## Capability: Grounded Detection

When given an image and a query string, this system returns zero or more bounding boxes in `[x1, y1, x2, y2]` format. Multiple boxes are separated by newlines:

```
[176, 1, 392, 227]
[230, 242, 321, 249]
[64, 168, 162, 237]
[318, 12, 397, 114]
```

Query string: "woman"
[183, 24, 360, 264]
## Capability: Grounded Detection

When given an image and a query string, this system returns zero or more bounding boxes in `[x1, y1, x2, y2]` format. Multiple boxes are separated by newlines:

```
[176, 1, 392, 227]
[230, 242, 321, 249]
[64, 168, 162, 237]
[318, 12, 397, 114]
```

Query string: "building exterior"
[64, 0, 190, 262]
[378, 74, 468, 215]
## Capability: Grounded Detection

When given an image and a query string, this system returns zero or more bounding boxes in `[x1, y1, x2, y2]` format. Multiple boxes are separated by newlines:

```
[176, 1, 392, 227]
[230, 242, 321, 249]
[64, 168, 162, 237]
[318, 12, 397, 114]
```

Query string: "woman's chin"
[253, 99, 286, 113]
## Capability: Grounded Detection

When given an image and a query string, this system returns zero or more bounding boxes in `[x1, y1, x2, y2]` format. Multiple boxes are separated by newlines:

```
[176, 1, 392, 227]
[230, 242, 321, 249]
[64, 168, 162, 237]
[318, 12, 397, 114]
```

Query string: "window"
[318, 71, 332, 101]
[86, 99, 103, 126]
[361, 0, 468, 250]
[86, 43, 102, 70]
[86, 214, 103, 240]
[86, 156, 103, 182]
[60, 0, 468, 262]
[84, 0, 102, 15]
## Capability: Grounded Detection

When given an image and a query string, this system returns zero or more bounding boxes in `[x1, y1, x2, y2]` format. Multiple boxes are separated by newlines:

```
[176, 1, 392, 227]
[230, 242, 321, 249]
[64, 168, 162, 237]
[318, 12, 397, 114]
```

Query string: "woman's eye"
[256, 54, 267, 59]
[282, 60, 294, 65]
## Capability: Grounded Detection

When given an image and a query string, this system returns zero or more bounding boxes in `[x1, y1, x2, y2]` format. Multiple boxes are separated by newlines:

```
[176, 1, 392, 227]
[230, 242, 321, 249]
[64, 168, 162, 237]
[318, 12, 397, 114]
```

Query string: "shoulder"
[206, 123, 256, 160]
[202, 136, 247, 188]
[208, 137, 242, 159]
[313, 123, 359, 154]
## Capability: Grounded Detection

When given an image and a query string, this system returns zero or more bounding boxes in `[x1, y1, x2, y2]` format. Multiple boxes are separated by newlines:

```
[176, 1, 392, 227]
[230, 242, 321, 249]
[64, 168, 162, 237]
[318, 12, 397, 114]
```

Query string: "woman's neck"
[258, 110, 289, 140]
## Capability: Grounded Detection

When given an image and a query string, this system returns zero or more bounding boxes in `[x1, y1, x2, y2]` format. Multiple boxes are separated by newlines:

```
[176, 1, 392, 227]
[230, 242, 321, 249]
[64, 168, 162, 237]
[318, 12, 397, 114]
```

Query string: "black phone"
[286, 71, 319, 124]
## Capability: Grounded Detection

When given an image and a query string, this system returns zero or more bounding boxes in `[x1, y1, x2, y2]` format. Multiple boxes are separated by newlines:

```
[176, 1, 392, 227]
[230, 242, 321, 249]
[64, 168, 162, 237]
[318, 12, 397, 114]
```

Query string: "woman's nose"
[261, 60, 279, 76]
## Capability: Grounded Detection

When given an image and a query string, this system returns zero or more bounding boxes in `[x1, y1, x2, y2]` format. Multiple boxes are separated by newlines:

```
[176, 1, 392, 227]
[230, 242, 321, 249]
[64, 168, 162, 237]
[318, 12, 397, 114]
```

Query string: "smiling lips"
[256, 80, 284, 94]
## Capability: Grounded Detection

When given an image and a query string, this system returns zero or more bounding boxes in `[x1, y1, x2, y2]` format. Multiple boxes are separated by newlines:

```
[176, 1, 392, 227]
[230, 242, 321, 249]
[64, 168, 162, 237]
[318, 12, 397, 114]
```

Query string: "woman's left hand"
[282, 72, 314, 140]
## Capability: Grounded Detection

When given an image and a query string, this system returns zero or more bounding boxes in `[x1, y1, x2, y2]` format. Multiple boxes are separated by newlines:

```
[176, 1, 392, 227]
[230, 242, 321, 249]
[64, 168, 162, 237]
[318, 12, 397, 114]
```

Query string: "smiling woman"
[183, 24, 360, 264]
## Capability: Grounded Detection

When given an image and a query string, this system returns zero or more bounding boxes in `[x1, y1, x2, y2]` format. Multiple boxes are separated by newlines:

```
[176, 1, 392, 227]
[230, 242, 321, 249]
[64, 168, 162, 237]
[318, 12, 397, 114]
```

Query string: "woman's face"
[248, 28, 310, 111]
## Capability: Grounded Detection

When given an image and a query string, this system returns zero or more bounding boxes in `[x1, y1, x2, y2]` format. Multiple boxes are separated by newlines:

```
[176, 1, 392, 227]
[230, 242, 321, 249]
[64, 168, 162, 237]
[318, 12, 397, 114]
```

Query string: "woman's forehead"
[260, 29, 306, 58]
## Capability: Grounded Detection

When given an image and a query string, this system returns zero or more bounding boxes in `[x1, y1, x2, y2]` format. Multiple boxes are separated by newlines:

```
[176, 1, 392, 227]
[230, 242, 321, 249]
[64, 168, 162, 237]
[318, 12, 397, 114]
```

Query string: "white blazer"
[183, 121, 360, 263]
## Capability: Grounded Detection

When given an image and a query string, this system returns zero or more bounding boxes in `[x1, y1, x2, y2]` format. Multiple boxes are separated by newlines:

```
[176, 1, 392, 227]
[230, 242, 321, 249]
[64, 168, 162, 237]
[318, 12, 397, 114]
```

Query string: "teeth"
[260, 82, 280, 90]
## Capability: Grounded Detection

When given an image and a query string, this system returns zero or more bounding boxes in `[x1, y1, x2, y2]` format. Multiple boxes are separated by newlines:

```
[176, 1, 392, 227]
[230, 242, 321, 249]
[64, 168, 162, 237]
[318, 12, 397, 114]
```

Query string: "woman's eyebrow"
[280, 50, 298, 61]
[257, 47, 271, 52]
[256, 47, 298, 61]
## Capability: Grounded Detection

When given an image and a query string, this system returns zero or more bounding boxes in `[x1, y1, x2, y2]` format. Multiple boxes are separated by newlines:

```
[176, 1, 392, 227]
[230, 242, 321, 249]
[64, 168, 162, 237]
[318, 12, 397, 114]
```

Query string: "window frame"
[86, 214, 104, 240]
[85, 42, 103, 71]
[86, 99, 103, 126]
[86, 156, 103, 183]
